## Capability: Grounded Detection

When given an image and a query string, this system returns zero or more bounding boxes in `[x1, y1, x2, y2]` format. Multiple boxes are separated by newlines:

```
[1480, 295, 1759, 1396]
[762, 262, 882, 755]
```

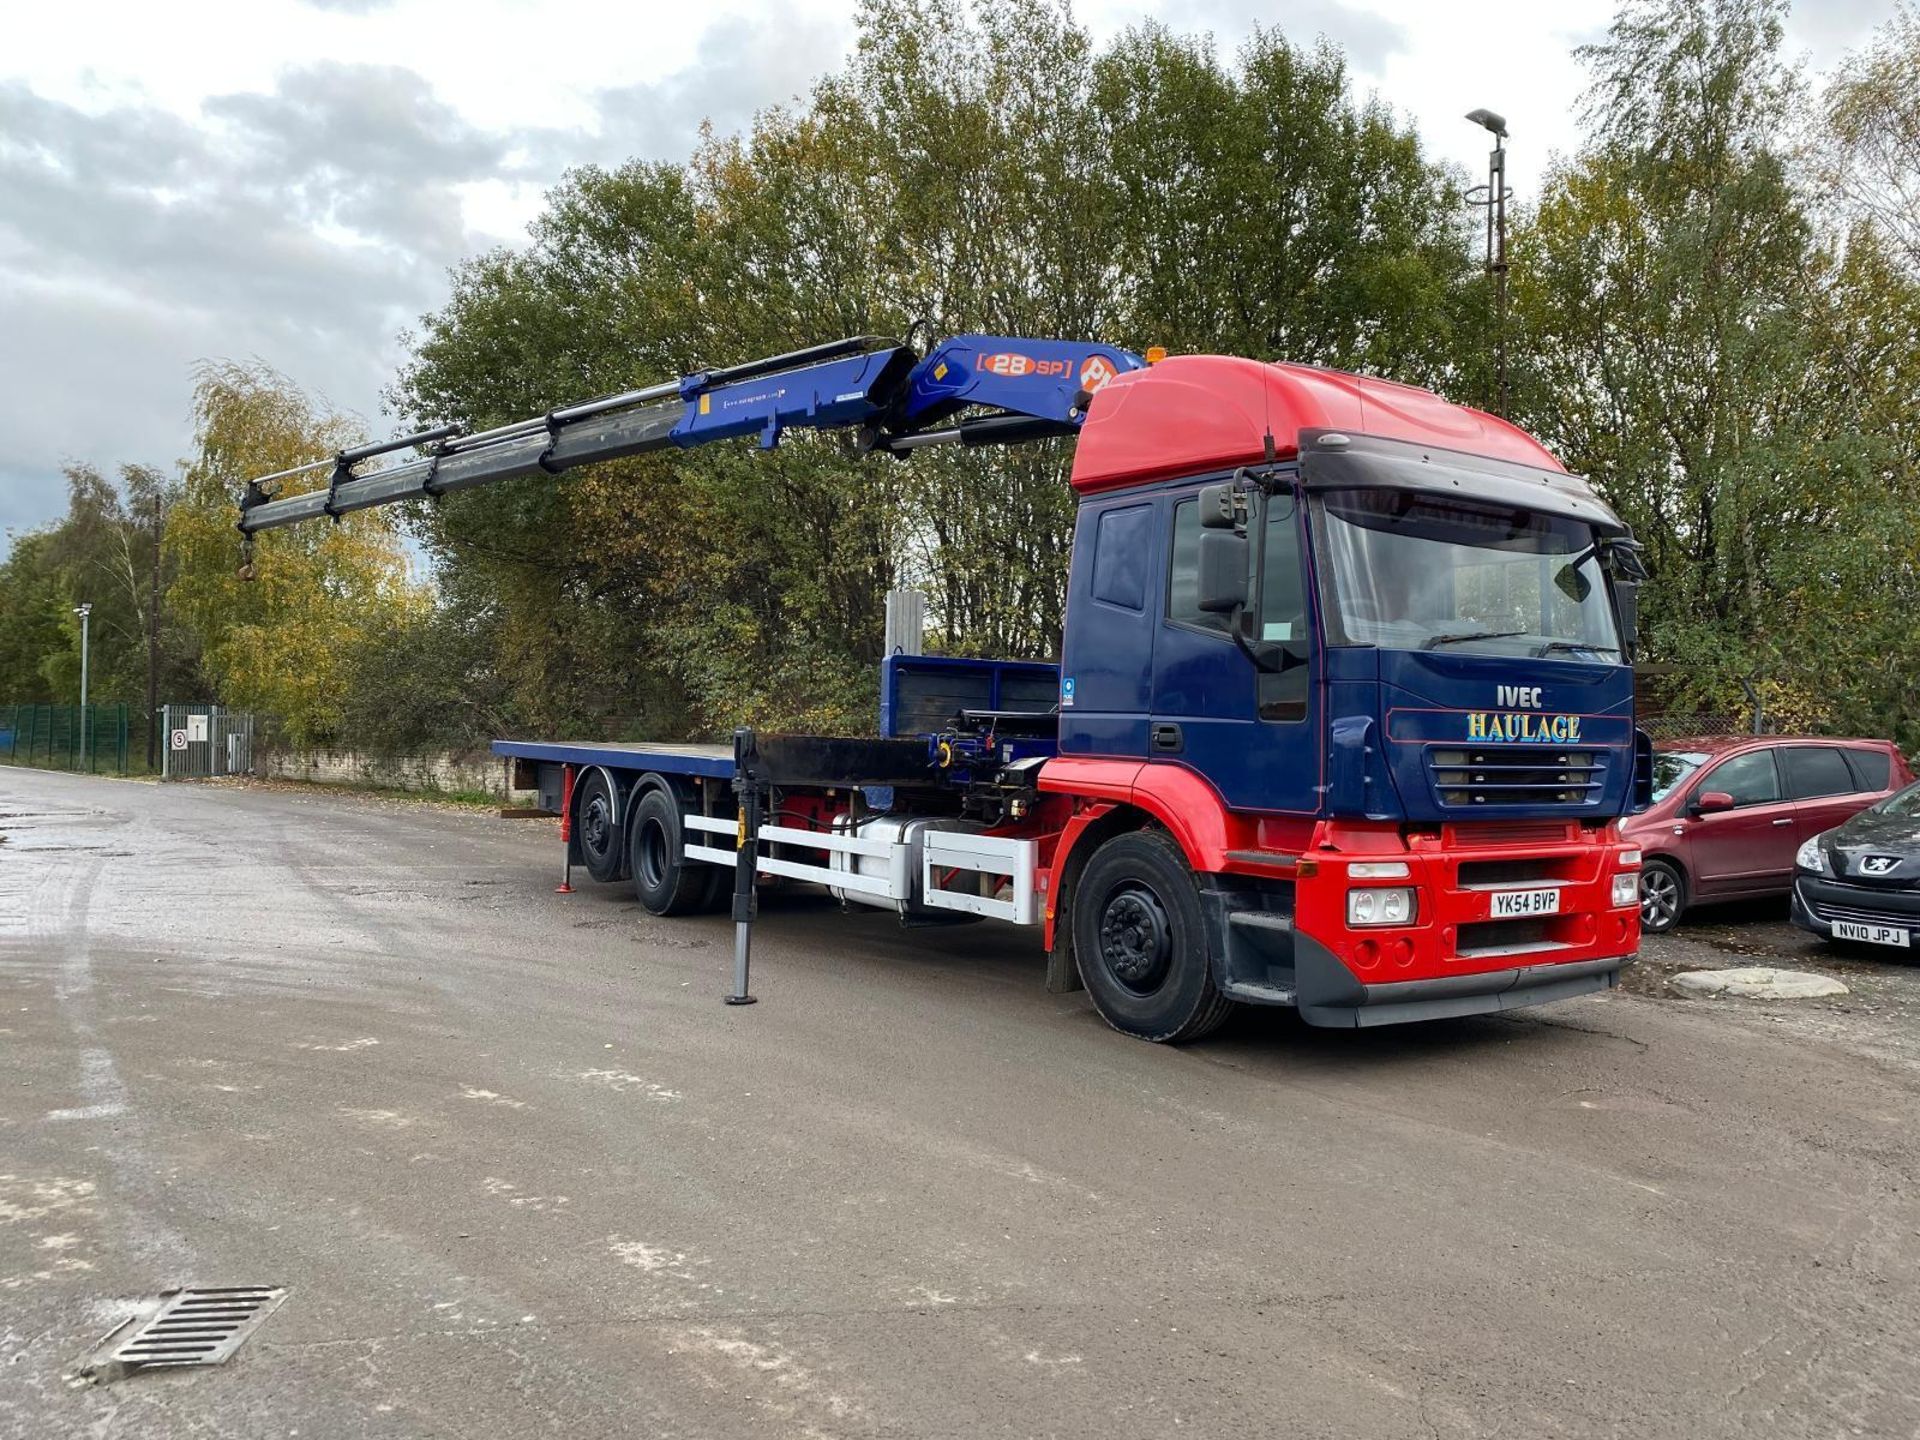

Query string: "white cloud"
[0, 0, 1901, 538]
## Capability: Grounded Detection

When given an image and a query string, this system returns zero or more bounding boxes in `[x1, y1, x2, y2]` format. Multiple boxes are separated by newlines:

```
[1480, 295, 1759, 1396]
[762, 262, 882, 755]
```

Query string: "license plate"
[1491, 887, 1561, 918]
[1833, 919, 1911, 948]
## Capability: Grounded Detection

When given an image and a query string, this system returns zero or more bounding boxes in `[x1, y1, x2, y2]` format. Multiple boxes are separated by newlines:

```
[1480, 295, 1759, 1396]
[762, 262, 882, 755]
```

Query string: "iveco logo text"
[1496, 686, 1543, 708]
[1862, 855, 1900, 875]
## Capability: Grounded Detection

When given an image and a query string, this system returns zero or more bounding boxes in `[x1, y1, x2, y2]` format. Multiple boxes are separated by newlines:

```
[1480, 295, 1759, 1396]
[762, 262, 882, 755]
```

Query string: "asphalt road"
[4, 768, 1918, 1439]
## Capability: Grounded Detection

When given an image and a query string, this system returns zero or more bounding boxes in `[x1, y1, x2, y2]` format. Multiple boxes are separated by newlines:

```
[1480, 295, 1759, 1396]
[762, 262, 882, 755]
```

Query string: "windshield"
[1873, 781, 1920, 817]
[1314, 489, 1621, 659]
[1652, 751, 1708, 803]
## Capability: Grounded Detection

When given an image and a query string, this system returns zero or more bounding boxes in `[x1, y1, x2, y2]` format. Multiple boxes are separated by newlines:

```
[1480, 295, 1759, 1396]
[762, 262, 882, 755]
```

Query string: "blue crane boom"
[236, 333, 1143, 535]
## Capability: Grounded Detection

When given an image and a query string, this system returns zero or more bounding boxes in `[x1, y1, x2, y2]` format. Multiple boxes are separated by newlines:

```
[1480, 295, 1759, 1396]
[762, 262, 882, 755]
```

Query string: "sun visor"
[1299, 430, 1628, 536]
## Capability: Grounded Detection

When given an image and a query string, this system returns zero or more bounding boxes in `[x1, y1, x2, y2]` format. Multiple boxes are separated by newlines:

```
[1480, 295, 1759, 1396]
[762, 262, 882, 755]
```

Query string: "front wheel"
[1639, 858, 1685, 935]
[1070, 829, 1233, 1043]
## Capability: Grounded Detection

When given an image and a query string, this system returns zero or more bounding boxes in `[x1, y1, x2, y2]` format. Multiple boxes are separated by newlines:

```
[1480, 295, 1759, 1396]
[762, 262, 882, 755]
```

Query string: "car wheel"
[1639, 858, 1685, 935]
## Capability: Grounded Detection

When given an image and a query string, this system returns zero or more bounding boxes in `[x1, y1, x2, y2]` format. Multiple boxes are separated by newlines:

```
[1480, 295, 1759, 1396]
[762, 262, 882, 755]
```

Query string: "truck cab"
[1039, 357, 1647, 1032]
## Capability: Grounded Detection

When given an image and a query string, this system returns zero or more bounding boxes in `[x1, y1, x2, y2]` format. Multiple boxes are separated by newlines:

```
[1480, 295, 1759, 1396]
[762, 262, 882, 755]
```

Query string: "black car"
[1791, 780, 1920, 953]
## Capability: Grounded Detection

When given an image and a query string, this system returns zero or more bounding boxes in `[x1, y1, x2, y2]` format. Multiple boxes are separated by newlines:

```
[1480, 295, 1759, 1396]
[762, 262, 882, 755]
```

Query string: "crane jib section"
[235, 334, 1143, 536]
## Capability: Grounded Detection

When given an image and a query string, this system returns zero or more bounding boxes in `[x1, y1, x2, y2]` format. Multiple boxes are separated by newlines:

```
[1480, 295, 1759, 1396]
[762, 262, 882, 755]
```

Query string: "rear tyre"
[1070, 829, 1233, 1043]
[576, 769, 625, 884]
[629, 788, 711, 916]
[1639, 858, 1685, 935]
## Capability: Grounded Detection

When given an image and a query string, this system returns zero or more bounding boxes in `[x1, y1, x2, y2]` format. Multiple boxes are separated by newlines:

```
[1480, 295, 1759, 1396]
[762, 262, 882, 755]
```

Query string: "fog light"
[1611, 873, 1639, 908]
[1348, 887, 1415, 927]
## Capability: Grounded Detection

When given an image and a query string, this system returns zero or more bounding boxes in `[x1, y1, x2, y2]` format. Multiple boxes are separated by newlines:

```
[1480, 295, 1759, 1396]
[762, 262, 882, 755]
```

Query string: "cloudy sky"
[0, 0, 1895, 539]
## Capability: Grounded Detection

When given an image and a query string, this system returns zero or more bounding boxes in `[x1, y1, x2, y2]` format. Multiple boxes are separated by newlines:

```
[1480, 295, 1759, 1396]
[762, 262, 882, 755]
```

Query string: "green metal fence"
[0, 703, 132, 775]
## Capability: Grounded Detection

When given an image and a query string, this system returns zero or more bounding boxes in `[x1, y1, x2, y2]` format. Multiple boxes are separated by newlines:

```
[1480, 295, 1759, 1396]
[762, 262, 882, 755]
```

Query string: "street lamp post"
[1465, 108, 1510, 417]
[74, 602, 92, 769]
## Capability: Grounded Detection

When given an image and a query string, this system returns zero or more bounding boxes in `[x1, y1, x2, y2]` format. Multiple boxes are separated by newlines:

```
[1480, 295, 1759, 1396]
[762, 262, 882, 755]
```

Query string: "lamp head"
[1466, 108, 1508, 138]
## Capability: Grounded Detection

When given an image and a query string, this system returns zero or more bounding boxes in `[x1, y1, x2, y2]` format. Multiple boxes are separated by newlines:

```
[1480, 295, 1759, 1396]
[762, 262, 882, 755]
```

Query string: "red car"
[1624, 736, 1914, 933]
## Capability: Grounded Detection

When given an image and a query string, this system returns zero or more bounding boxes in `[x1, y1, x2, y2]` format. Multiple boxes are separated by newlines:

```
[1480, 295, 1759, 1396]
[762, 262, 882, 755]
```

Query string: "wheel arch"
[622, 769, 697, 829]
[1045, 801, 1160, 991]
[1038, 757, 1238, 874]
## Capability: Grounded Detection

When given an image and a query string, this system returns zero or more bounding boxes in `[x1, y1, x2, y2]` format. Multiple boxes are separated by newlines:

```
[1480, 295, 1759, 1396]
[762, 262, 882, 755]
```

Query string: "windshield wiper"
[1536, 640, 1620, 656]
[1423, 629, 1530, 650]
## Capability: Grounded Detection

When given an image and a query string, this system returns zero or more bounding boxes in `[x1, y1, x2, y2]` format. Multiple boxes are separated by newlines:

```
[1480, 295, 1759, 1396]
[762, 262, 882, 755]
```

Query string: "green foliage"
[167, 361, 425, 748]
[6, 0, 1917, 755]
[390, 0, 1473, 737]
[0, 464, 198, 714]
[1814, 6, 1920, 273]
[1510, 0, 1920, 746]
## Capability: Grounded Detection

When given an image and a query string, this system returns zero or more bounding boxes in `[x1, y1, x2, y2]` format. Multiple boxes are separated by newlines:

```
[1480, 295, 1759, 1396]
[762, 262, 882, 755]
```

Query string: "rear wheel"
[1639, 858, 1685, 934]
[628, 787, 712, 915]
[1071, 829, 1233, 1043]
[575, 769, 625, 884]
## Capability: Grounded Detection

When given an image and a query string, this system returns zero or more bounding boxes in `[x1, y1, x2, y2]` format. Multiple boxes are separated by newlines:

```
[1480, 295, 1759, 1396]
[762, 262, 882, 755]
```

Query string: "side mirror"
[1197, 482, 1238, 530]
[1196, 530, 1249, 613]
[1615, 579, 1640, 653]
[1693, 790, 1735, 815]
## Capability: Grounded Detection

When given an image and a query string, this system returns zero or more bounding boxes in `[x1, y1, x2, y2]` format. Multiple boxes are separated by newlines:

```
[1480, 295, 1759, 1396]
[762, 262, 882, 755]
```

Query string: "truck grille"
[1429, 746, 1605, 809]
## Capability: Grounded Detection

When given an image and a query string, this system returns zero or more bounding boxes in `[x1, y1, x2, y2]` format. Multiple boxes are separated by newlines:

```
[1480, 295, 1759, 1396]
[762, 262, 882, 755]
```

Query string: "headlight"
[1348, 887, 1415, 927]
[1618, 849, 1641, 867]
[1794, 836, 1827, 873]
[1612, 873, 1640, 907]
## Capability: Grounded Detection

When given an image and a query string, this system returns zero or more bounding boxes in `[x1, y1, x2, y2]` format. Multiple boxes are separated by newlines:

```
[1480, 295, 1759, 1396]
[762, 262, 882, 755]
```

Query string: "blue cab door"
[1149, 483, 1322, 816]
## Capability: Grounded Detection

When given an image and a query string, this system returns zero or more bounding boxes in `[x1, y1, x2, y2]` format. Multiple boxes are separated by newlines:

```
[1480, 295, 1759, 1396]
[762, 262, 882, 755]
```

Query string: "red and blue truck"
[238, 333, 1652, 1041]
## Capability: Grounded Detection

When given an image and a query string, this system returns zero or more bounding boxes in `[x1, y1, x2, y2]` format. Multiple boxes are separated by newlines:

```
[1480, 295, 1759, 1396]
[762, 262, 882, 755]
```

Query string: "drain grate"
[87, 1287, 287, 1380]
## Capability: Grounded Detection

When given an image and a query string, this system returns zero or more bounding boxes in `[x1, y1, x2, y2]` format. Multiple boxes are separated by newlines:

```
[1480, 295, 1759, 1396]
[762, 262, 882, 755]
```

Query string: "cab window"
[1257, 499, 1311, 723]
[1166, 498, 1231, 635]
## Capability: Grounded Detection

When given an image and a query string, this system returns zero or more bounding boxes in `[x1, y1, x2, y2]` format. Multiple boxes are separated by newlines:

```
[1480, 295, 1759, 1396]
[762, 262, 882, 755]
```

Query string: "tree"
[166, 361, 424, 748]
[1511, 0, 1920, 744]
[390, 0, 1480, 738]
[0, 530, 69, 703]
[1813, 7, 1920, 273]
[0, 464, 201, 743]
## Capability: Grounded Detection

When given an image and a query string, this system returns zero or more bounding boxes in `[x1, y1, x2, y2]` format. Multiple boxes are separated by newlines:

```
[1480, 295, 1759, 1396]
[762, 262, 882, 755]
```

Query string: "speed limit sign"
[170, 729, 188, 751]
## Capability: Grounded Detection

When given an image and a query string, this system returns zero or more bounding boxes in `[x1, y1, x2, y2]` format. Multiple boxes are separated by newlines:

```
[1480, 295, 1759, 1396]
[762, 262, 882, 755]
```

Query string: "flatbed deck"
[491, 739, 735, 779]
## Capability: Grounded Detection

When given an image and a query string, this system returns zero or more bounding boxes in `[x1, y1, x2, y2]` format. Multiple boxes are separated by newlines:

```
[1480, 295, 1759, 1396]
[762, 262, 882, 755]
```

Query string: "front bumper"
[1206, 822, 1641, 1026]
[1791, 874, 1920, 940]
[1295, 941, 1626, 1027]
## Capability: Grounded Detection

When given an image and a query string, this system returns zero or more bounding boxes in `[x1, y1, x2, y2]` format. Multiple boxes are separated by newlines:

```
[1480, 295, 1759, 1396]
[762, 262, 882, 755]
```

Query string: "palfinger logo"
[1078, 355, 1118, 392]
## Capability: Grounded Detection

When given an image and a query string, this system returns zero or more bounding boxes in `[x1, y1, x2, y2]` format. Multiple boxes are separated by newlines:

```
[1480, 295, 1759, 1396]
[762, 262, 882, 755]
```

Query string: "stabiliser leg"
[726, 782, 761, 1006]
[556, 764, 576, 894]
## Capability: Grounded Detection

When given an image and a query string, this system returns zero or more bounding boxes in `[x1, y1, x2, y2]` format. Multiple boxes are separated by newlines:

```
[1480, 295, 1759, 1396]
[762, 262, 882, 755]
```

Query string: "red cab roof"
[1069, 355, 1565, 493]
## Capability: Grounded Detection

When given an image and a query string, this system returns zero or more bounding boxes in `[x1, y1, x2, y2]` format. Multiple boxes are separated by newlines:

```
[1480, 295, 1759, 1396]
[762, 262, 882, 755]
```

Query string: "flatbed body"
[493, 739, 734, 779]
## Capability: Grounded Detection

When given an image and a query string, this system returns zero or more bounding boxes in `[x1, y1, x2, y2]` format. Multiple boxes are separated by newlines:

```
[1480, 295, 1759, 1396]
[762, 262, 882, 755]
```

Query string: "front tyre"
[1070, 829, 1233, 1043]
[575, 769, 625, 884]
